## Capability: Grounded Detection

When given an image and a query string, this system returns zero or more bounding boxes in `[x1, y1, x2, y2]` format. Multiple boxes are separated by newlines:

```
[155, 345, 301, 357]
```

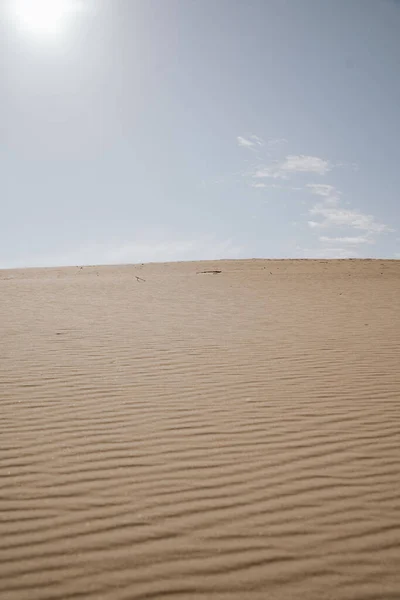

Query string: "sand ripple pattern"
[1, 260, 400, 600]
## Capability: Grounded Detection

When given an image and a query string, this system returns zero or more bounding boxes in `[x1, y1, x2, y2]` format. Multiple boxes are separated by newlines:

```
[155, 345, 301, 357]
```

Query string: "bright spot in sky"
[11, 0, 82, 37]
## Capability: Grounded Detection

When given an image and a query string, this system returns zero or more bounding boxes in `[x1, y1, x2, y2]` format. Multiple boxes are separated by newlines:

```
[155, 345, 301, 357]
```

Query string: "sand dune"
[1, 259, 400, 600]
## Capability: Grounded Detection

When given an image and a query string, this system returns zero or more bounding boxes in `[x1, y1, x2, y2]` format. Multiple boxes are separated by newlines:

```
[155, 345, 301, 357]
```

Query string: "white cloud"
[309, 204, 392, 233]
[254, 155, 331, 179]
[307, 184, 334, 197]
[253, 166, 280, 179]
[250, 135, 264, 146]
[318, 235, 374, 245]
[282, 155, 331, 175]
[237, 135, 264, 149]
[233, 133, 397, 256]
[306, 180, 395, 251]
[249, 182, 283, 189]
[237, 136, 255, 148]
[306, 183, 340, 200]
[267, 138, 288, 146]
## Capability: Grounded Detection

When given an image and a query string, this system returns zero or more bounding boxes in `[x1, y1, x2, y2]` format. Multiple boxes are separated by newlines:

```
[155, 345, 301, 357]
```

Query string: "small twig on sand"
[135, 276, 146, 282]
[198, 270, 222, 275]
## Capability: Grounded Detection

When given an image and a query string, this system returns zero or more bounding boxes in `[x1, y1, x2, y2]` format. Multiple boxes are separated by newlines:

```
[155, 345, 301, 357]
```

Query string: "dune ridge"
[1, 259, 400, 600]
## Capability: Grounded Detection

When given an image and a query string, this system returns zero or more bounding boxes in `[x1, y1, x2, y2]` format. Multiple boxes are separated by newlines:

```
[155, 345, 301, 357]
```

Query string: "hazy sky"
[1, 0, 400, 267]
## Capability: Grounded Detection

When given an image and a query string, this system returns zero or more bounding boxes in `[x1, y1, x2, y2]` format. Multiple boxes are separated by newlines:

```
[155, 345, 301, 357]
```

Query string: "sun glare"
[12, 0, 82, 37]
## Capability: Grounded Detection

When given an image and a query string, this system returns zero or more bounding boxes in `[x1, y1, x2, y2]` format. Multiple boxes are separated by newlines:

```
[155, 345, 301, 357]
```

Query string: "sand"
[1, 259, 400, 600]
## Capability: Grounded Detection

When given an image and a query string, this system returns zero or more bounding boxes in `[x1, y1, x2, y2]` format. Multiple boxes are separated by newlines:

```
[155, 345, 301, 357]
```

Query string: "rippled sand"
[1, 259, 400, 600]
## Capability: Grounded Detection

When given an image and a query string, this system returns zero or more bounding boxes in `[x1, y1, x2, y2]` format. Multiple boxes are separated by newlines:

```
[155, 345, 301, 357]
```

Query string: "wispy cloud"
[306, 183, 340, 204]
[309, 204, 391, 234]
[234, 132, 396, 258]
[318, 235, 374, 245]
[307, 184, 335, 197]
[254, 155, 331, 179]
[250, 182, 268, 188]
[305, 177, 394, 256]
[237, 136, 255, 148]
[249, 182, 283, 189]
[267, 138, 288, 146]
[281, 155, 331, 175]
[250, 135, 264, 146]
[237, 135, 264, 149]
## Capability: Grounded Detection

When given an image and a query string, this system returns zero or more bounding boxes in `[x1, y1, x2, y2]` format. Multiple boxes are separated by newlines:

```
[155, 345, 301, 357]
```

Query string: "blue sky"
[1, 0, 400, 267]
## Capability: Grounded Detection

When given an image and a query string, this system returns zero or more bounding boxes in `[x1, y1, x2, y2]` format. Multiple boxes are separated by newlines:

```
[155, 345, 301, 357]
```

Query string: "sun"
[12, 0, 81, 37]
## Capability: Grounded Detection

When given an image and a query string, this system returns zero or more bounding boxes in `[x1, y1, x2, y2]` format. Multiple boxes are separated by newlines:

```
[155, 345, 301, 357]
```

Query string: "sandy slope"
[1, 259, 400, 600]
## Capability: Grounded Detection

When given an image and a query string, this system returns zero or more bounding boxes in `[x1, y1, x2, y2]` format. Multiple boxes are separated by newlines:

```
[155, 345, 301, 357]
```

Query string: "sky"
[1, 0, 400, 268]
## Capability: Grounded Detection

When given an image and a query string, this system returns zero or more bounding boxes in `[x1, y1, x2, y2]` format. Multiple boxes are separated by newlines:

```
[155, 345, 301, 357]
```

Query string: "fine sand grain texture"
[1, 259, 400, 600]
